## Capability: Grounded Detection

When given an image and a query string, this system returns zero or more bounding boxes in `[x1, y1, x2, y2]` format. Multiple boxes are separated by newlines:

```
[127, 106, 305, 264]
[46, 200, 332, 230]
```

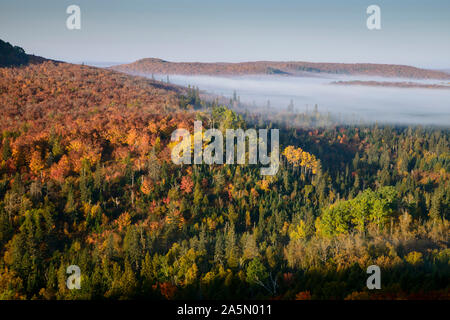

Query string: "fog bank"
[154, 74, 450, 126]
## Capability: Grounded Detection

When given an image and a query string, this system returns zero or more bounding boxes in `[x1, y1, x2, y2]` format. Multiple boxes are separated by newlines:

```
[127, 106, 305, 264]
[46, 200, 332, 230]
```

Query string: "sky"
[0, 0, 449, 68]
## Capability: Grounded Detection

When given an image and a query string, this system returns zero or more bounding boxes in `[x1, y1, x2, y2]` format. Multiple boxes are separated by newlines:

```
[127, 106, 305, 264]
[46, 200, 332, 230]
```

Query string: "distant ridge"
[111, 58, 450, 80]
[332, 80, 450, 90]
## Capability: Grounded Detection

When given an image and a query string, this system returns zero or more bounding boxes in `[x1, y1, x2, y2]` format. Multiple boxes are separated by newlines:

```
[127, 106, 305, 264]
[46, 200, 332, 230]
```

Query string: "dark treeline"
[0, 40, 29, 68]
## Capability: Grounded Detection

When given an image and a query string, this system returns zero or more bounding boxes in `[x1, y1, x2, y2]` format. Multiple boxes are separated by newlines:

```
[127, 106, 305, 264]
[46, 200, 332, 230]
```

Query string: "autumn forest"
[0, 40, 449, 300]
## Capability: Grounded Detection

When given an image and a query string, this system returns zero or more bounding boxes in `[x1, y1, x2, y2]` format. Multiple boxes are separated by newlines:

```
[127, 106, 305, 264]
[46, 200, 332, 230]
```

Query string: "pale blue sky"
[0, 0, 449, 68]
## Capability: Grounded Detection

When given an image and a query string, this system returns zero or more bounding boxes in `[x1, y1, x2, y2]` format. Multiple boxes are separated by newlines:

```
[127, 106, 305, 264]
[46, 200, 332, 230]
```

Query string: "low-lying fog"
[157, 74, 450, 126]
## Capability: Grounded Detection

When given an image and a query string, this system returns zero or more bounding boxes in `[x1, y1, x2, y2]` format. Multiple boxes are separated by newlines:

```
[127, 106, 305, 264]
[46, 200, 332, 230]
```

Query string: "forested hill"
[0, 60, 202, 200]
[0, 39, 30, 67]
[0, 39, 57, 67]
[111, 58, 450, 79]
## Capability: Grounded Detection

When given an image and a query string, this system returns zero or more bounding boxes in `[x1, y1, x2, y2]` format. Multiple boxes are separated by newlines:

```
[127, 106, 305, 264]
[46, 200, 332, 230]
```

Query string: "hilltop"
[111, 58, 450, 79]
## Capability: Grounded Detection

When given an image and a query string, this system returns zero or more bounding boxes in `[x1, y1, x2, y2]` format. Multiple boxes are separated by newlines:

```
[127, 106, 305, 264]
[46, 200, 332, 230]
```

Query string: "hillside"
[0, 60, 201, 184]
[112, 58, 450, 79]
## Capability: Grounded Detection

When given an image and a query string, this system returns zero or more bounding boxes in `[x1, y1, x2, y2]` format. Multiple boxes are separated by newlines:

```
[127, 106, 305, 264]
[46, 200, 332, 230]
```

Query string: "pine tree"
[214, 232, 225, 265]
[429, 191, 442, 220]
